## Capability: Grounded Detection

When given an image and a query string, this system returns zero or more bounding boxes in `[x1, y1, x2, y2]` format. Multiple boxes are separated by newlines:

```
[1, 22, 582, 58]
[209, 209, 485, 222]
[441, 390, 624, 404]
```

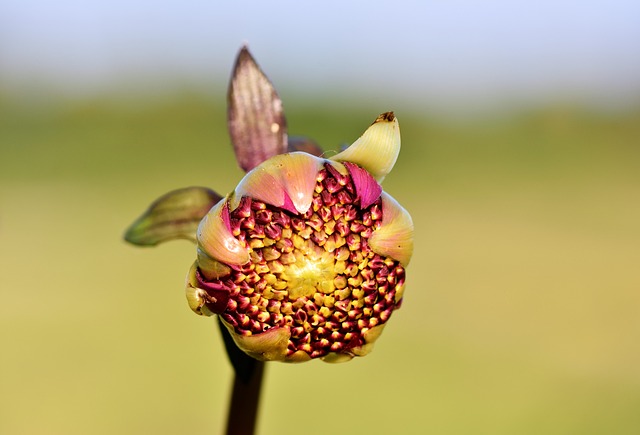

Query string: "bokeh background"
[2, 1, 639, 434]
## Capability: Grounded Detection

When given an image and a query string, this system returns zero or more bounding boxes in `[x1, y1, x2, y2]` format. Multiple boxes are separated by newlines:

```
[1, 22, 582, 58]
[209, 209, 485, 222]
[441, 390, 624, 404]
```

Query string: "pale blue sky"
[1, 0, 639, 110]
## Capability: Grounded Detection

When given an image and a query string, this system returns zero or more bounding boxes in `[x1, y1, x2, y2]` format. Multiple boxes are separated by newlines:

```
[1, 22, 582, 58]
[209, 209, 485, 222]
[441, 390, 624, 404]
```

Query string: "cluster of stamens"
[197, 163, 405, 359]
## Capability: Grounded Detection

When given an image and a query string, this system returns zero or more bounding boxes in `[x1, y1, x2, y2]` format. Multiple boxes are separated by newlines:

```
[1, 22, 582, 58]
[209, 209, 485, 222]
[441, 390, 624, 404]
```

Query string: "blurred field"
[1, 94, 639, 434]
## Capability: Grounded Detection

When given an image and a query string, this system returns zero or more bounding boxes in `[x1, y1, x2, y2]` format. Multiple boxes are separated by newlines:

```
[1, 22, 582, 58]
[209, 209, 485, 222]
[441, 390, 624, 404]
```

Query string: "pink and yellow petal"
[276, 153, 324, 214]
[233, 152, 323, 214]
[197, 199, 250, 267]
[231, 168, 286, 212]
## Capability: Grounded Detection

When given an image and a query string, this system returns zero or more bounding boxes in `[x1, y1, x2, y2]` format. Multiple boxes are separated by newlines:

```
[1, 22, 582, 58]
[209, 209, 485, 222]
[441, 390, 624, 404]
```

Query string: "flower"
[125, 46, 413, 363]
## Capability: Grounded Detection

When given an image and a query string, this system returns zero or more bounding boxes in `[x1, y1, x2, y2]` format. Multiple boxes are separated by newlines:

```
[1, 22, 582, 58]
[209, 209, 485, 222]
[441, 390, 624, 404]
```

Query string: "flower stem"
[218, 317, 265, 435]
[225, 360, 265, 435]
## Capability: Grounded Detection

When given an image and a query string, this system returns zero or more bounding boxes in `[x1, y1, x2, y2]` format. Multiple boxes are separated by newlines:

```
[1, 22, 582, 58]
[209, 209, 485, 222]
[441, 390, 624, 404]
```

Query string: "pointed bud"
[124, 187, 222, 246]
[369, 192, 414, 266]
[330, 112, 400, 182]
[228, 46, 287, 172]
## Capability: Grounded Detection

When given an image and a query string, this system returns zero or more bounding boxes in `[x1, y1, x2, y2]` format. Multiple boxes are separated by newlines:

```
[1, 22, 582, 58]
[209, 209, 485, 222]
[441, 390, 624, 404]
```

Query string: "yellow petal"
[196, 247, 232, 280]
[220, 321, 291, 362]
[321, 352, 354, 363]
[351, 324, 386, 357]
[185, 262, 216, 316]
[286, 350, 313, 363]
[330, 112, 400, 182]
[369, 192, 414, 266]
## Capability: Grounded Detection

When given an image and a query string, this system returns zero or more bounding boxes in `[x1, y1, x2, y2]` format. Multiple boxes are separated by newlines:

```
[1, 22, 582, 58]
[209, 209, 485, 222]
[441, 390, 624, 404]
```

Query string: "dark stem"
[226, 360, 265, 435]
[218, 318, 265, 435]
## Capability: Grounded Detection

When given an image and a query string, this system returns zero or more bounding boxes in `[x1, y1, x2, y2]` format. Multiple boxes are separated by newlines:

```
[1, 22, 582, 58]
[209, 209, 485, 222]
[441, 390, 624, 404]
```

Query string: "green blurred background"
[2, 2, 640, 434]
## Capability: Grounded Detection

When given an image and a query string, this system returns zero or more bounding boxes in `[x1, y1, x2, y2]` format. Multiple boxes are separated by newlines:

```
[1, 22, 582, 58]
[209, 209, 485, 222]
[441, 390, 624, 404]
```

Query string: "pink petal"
[197, 200, 250, 266]
[232, 166, 295, 214]
[194, 267, 231, 314]
[278, 153, 323, 214]
[343, 162, 382, 209]
[233, 153, 322, 215]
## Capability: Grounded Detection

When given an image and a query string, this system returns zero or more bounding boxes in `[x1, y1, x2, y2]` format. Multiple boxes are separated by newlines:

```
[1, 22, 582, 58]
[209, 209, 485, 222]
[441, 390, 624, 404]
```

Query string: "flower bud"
[187, 114, 413, 363]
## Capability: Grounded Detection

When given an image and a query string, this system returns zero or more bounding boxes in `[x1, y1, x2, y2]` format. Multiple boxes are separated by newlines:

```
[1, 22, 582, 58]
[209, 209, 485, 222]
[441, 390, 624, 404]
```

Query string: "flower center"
[199, 163, 405, 359]
[284, 239, 336, 299]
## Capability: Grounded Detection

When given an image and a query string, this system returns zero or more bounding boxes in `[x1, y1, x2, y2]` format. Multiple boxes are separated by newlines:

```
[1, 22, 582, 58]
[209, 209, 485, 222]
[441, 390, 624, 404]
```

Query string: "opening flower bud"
[190, 146, 411, 362]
